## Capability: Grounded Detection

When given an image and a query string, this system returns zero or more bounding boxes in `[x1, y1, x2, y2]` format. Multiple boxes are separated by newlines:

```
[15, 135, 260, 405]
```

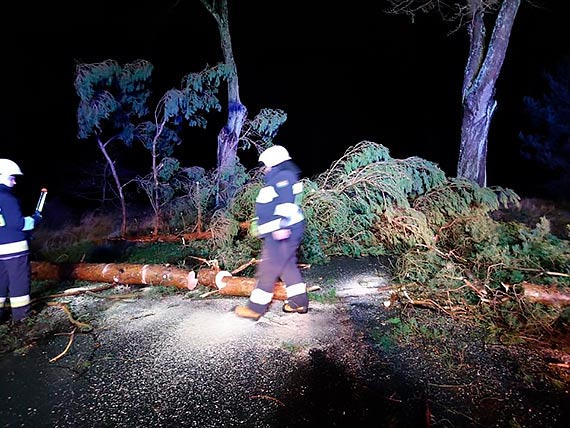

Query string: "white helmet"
[259, 145, 291, 168]
[0, 159, 23, 176]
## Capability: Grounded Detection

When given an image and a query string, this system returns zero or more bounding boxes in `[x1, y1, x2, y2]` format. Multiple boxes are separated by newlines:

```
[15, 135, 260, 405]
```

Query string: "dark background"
[2, 0, 568, 212]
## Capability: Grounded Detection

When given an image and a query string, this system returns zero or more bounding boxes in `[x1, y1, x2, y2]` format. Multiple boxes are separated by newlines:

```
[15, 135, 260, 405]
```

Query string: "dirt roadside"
[1, 256, 569, 427]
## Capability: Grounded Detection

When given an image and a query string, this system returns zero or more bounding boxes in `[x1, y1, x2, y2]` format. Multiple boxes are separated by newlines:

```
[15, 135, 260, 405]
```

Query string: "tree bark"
[457, 0, 521, 186]
[200, 0, 248, 206]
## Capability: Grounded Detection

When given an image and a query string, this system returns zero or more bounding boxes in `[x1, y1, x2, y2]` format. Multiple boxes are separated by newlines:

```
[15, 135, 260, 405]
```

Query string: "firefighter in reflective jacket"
[235, 145, 308, 320]
[0, 159, 38, 323]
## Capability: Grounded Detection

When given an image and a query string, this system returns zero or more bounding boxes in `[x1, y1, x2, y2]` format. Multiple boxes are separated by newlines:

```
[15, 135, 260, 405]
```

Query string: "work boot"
[282, 302, 308, 314]
[235, 305, 262, 321]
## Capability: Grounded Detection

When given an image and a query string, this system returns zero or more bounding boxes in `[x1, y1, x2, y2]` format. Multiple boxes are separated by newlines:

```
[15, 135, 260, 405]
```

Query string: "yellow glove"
[249, 217, 259, 238]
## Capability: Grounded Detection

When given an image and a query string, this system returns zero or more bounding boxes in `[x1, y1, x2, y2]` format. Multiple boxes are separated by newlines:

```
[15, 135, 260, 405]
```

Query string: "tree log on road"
[196, 268, 287, 300]
[31, 262, 199, 290]
[30, 262, 287, 300]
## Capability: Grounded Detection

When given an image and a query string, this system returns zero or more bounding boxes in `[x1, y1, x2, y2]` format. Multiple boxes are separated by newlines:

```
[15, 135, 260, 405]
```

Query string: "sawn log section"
[30, 262, 570, 306]
[30, 262, 287, 300]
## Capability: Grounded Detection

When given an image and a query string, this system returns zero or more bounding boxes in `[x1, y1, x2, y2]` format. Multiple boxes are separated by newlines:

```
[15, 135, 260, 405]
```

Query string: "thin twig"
[130, 313, 155, 320]
[503, 266, 570, 278]
[49, 328, 77, 363]
[249, 395, 285, 407]
[200, 290, 220, 298]
[231, 258, 257, 275]
[383, 392, 402, 403]
[402, 289, 455, 317]
[85, 291, 140, 300]
[31, 284, 116, 303]
[549, 363, 570, 369]
[428, 382, 472, 389]
[188, 256, 219, 269]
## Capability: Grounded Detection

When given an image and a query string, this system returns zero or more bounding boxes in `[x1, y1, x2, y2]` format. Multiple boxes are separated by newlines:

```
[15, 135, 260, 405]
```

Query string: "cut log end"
[187, 271, 198, 290]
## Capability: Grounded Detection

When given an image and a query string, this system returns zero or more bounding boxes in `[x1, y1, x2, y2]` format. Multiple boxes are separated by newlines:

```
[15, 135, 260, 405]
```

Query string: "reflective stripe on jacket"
[0, 184, 29, 257]
[255, 160, 304, 238]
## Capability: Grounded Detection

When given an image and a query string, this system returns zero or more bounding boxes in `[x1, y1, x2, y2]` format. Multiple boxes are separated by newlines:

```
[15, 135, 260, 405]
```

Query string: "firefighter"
[0, 159, 40, 324]
[235, 145, 309, 320]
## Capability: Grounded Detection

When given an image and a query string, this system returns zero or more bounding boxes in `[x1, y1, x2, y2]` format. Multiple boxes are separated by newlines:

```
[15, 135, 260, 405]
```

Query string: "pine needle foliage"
[226, 169, 264, 223]
[301, 141, 461, 263]
[413, 179, 520, 229]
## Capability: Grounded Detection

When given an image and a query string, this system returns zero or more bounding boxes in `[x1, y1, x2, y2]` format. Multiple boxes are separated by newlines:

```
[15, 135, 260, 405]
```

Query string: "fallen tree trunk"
[521, 282, 570, 307]
[30, 262, 288, 300]
[196, 268, 287, 300]
[31, 261, 199, 290]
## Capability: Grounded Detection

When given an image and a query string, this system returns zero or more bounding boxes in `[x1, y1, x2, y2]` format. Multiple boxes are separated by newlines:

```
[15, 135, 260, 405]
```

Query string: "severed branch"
[46, 301, 93, 331]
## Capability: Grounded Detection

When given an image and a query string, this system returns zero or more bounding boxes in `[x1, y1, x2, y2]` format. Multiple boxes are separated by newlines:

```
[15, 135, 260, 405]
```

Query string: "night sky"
[3, 0, 569, 211]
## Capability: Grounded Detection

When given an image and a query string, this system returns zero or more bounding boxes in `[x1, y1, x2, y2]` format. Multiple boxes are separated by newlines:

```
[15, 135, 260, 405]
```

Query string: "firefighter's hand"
[32, 211, 43, 225]
[272, 229, 291, 240]
[248, 217, 259, 238]
[23, 217, 35, 231]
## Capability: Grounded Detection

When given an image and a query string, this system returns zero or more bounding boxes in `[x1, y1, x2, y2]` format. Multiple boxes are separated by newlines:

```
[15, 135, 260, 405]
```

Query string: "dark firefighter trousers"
[0, 253, 32, 322]
[248, 223, 308, 315]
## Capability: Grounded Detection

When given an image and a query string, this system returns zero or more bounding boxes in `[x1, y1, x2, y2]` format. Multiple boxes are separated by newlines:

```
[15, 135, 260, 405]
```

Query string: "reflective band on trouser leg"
[250, 288, 273, 305]
[10, 295, 30, 308]
[286, 282, 307, 299]
[10, 295, 31, 321]
[248, 288, 274, 314]
[286, 282, 308, 309]
[10, 294, 31, 322]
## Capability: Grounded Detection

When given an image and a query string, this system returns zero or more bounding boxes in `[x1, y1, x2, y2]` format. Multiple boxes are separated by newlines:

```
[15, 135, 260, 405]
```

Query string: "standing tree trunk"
[98, 137, 128, 238]
[200, 0, 248, 206]
[75, 59, 154, 239]
[457, 0, 521, 186]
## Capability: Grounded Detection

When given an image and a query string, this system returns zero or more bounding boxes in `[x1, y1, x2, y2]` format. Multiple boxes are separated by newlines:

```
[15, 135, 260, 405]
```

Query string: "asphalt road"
[1, 256, 568, 428]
